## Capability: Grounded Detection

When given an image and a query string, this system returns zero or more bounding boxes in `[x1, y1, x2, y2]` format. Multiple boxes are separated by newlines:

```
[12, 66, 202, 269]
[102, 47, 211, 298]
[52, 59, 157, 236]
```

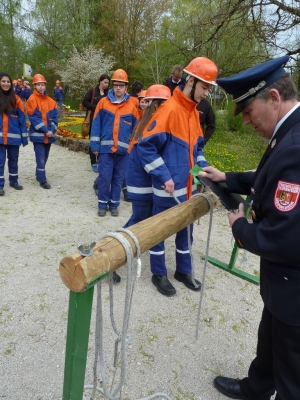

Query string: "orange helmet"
[111, 69, 129, 83]
[145, 84, 171, 100]
[56, 80, 60, 84]
[184, 57, 218, 85]
[32, 74, 47, 84]
[138, 90, 147, 98]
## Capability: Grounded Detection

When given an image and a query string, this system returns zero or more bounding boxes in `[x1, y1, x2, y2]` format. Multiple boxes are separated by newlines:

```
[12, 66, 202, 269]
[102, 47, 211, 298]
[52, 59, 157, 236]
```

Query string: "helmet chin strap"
[189, 76, 199, 103]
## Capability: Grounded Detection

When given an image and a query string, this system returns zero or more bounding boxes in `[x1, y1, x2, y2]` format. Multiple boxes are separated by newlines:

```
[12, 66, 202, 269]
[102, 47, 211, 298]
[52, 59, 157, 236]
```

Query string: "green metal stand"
[204, 243, 259, 285]
[204, 196, 259, 285]
[63, 288, 94, 400]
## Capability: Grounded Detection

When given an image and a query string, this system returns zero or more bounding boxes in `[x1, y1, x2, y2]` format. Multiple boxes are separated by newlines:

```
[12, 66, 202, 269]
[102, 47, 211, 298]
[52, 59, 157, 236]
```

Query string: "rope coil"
[85, 191, 215, 399]
[85, 229, 172, 400]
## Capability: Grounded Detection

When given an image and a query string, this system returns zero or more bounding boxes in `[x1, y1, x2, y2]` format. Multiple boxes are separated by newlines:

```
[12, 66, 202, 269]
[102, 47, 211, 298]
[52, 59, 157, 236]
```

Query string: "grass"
[205, 109, 267, 171]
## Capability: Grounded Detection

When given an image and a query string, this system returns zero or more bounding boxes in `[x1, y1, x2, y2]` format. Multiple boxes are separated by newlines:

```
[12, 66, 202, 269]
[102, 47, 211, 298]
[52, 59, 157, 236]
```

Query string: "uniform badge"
[274, 180, 300, 212]
[147, 120, 157, 131]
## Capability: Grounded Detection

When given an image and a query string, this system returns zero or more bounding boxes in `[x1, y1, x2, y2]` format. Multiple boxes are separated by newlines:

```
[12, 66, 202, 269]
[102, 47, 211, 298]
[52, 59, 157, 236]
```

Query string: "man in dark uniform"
[202, 55, 300, 399]
[163, 65, 186, 95]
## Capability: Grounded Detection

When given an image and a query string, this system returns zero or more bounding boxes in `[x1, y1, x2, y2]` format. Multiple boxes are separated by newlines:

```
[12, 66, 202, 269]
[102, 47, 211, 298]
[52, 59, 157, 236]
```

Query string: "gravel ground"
[0, 142, 263, 400]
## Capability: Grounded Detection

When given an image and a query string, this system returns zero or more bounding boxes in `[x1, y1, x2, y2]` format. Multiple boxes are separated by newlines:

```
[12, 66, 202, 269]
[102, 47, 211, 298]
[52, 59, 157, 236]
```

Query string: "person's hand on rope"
[228, 203, 245, 227]
[163, 178, 175, 194]
[202, 166, 226, 182]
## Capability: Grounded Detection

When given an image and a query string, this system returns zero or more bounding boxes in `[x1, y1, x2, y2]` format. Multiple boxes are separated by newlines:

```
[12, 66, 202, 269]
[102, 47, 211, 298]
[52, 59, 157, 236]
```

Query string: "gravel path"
[0, 142, 263, 400]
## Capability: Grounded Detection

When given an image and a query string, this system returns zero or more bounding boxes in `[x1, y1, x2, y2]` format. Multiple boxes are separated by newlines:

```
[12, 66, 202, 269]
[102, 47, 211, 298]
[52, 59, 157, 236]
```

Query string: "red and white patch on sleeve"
[274, 180, 300, 212]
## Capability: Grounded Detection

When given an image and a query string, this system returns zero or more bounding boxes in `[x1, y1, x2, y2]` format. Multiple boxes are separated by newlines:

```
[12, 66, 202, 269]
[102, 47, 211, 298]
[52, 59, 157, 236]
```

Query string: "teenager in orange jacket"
[27, 74, 58, 189]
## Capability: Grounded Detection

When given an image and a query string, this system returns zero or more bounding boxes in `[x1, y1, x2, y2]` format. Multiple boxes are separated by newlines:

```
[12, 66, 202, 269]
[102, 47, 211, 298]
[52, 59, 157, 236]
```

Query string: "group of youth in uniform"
[1, 54, 300, 399]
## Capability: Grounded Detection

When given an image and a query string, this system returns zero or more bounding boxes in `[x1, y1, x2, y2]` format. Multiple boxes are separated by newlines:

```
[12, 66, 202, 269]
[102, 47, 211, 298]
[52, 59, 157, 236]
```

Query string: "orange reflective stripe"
[2, 114, 8, 145]
[112, 106, 121, 152]
[128, 139, 138, 154]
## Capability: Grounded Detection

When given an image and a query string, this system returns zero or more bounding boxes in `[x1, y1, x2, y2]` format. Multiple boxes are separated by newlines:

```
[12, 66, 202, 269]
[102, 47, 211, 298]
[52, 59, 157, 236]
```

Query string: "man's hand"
[164, 179, 175, 194]
[202, 166, 226, 182]
[228, 203, 245, 227]
[92, 151, 99, 155]
[46, 131, 53, 137]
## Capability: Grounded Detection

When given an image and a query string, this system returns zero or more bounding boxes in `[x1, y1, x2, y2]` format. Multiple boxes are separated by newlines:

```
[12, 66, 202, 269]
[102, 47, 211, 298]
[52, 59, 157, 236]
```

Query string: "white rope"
[85, 229, 172, 400]
[191, 193, 214, 340]
[171, 191, 214, 339]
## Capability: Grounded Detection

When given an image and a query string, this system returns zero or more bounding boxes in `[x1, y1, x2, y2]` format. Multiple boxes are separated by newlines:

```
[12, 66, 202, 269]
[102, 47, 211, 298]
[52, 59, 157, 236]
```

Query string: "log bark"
[59, 192, 219, 292]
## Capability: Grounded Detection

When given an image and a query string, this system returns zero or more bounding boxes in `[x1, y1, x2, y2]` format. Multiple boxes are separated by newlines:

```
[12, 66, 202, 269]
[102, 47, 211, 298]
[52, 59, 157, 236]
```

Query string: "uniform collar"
[107, 88, 130, 104]
[270, 102, 300, 142]
[173, 86, 197, 112]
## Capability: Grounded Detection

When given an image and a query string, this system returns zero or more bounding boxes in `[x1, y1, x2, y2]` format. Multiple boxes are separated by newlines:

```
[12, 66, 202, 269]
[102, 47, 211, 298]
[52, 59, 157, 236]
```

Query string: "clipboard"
[196, 176, 250, 210]
[190, 165, 250, 210]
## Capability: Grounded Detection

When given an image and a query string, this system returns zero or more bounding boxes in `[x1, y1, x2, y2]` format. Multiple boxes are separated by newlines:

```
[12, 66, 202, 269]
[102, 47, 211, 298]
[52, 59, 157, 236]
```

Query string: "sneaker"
[92, 165, 98, 173]
[10, 183, 23, 190]
[0, 188, 4, 196]
[98, 208, 106, 217]
[40, 182, 51, 189]
[110, 208, 119, 217]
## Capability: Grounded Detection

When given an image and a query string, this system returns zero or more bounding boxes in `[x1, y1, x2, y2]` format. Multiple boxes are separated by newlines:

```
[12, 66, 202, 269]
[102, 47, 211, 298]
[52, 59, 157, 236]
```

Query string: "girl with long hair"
[123, 84, 171, 227]
[0, 72, 28, 196]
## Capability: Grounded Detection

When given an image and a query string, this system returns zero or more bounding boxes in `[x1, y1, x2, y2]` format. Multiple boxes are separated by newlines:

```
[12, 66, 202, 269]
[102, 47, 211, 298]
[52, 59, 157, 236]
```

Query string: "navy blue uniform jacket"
[226, 106, 300, 325]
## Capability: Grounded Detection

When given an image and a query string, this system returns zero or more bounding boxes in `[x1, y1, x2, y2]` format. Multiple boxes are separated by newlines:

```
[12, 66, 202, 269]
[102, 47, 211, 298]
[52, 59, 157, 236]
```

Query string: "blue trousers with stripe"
[149, 203, 193, 275]
[33, 142, 51, 184]
[98, 153, 128, 210]
[0, 145, 20, 188]
[123, 199, 153, 228]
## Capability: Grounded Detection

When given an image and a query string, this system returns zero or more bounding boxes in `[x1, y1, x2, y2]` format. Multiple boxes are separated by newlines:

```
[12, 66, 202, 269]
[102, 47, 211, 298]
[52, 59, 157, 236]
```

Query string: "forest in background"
[1, 0, 300, 99]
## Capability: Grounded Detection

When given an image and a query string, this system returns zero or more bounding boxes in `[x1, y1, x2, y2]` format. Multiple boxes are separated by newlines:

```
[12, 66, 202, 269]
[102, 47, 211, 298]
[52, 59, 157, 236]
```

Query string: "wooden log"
[59, 192, 220, 292]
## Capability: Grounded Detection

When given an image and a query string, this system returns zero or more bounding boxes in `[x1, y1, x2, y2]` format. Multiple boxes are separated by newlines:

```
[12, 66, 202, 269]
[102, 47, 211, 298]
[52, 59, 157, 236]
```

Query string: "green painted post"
[203, 196, 260, 285]
[63, 287, 94, 400]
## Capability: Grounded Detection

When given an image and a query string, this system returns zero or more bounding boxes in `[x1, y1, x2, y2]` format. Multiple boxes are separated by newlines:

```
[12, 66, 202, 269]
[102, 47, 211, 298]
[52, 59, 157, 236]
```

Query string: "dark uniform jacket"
[82, 86, 106, 120]
[163, 76, 186, 95]
[226, 105, 300, 325]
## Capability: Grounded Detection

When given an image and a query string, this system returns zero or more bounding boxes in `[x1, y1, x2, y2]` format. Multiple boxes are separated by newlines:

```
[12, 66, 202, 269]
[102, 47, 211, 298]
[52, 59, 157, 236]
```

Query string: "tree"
[0, 0, 27, 77]
[51, 45, 115, 97]
[93, 0, 172, 81]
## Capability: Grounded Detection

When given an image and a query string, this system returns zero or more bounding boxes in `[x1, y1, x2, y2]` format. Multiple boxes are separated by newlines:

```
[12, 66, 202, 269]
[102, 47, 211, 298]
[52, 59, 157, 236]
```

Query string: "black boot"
[213, 376, 248, 399]
[152, 275, 176, 296]
[174, 271, 201, 291]
[113, 271, 121, 283]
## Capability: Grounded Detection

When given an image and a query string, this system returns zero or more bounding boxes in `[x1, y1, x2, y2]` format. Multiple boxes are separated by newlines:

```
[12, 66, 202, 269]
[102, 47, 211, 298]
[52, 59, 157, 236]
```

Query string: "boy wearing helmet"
[22, 80, 32, 100]
[27, 74, 58, 189]
[90, 68, 139, 217]
[138, 57, 218, 296]
[15, 79, 24, 99]
[54, 80, 64, 111]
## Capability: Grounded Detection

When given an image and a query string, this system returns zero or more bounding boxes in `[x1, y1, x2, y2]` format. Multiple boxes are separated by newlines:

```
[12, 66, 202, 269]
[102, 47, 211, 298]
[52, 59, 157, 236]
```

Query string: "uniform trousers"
[239, 306, 300, 400]
[98, 153, 127, 210]
[89, 128, 97, 167]
[123, 199, 153, 228]
[149, 203, 193, 275]
[33, 142, 51, 184]
[0, 145, 20, 188]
